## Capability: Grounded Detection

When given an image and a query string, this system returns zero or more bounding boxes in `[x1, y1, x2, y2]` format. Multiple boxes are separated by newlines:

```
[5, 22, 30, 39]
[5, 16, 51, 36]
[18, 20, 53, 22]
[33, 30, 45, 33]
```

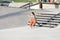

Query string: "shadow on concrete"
[0, 9, 29, 19]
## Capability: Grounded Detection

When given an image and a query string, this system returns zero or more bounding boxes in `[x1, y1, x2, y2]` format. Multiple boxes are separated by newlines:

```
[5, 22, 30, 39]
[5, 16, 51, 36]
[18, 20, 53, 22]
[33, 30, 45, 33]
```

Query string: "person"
[48, 0, 54, 3]
[38, 0, 43, 9]
[29, 12, 36, 28]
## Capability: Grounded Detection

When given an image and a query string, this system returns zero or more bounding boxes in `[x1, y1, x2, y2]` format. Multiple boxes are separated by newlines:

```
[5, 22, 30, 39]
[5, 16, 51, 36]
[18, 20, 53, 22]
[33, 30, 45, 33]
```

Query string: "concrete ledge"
[9, 2, 28, 7]
[8, 2, 60, 9]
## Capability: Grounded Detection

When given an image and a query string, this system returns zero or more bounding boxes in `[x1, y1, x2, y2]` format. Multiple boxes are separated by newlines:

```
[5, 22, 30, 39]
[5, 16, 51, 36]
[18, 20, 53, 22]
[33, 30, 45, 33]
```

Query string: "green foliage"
[0, 0, 60, 2]
[58, 0, 60, 2]
[13, 0, 36, 2]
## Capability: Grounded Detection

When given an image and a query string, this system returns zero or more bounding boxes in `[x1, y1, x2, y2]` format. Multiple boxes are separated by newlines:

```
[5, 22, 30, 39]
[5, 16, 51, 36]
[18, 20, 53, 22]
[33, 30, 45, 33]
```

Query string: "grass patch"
[13, 0, 36, 2]
[58, 0, 60, 2]
[0, 0, 60, 2]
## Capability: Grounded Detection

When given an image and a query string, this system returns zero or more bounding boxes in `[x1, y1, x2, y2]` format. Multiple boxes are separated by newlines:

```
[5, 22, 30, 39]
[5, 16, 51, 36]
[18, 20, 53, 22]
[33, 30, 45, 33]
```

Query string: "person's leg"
[30, 20, 33, 28]
[30, 21, 35, 28]
[31, 19, 36, 27]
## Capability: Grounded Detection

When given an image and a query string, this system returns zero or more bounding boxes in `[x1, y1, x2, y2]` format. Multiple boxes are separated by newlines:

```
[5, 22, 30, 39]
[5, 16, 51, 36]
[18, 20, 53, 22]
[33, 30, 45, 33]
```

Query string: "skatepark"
[0, 0, 60, 40]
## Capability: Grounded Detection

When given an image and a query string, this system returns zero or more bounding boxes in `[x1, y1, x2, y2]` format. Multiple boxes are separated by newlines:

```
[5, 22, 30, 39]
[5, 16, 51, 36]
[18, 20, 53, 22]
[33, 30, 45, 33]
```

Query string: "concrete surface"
[0, 6, 60, 29]
[9, 2, 28, 7]
[0, 6, 60, 40]
[0, 6, 31, 29]
[8, 2, 60, 9]
[0, 25, 60, 40]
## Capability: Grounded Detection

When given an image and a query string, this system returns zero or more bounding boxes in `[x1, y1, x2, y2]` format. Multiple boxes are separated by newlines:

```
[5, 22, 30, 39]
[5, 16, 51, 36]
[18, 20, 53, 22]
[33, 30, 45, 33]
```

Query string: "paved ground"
[0, 6, 60, 29]
[0, 25, 60, 40]
[0, 6, 60, 40]
[0, 6, 31, 29]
